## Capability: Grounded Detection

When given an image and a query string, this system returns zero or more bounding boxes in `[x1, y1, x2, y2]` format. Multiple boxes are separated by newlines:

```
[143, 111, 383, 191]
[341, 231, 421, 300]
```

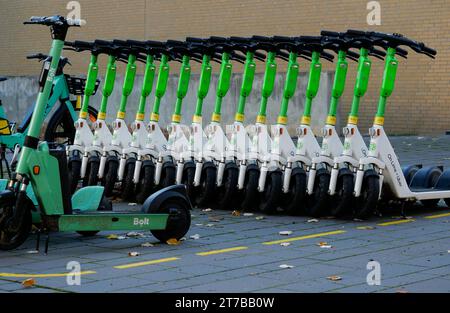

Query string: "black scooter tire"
[305, 168, 330, 218]
[103, 159, 119, 197]
[281, 169, 307, 216]
[259, 171, 282, 215]
[354, 170, 380, 220]
[135, 162, 156, 204]
[120, 158, 136, 201]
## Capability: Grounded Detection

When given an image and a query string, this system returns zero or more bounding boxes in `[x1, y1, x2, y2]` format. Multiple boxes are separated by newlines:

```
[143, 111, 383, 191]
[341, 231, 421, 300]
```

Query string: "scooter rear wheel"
[329, 171, 354, 218]
[149, 199, 191, 243]
[259, 171, 282, 215]
[103, 158, 119, 197]
[68, 156, 82, 194]
[281, 169, 307, 215]
[215, 164, 239, 210]
[354, 170, 379, 220]
[136, 161, 156, 204]
[195, 165, 217, 208]
[0, 204, 31, 251]
[305, 168, 330, 218]
[120, 158, 136, 201]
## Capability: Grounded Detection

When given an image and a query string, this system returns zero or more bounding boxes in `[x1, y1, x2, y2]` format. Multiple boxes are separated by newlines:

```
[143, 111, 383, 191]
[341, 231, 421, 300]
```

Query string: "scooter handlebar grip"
[272, 35, 295, 43]
[320, 30, 341, 37]
[186, 37, 205, 43]
[252, 35, 272, 42]
[229, 36, 252, 43]
[209, 36, 228, 43]
[346, 29, 368, 37]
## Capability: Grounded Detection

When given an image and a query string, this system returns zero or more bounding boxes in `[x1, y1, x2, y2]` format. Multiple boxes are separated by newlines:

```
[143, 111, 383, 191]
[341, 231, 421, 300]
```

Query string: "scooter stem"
[375, 47, 398, 126]
[172, 55, 191, 123]
[301, 51, 321, 125]
[98, 55, 117, 120]
[212, 52, 232, 123]
[258, 51, 277, 122]
[80, 54, 99, 119]
[117, 54, 137, 119]
[348, 48, 371, 124]
[151, 53, 170, 122]
[194, 54, 212, 120]
[235, 51, 256, 122]
[277, 52, 299, 124]
[136, 54, 156, 121]
[327, 50, 348, 124]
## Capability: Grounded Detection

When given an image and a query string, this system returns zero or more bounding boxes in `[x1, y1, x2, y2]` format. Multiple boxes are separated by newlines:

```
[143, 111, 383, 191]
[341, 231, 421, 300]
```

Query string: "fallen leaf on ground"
[202, 208, 212, 212]
[27, 250, 39, 254]
[128, 252, 140, 257]
[279, 264, 294, 269]
[190, 234, 201, 240]
[243, 213, 254, 217]
[327, 275, 342, 281]
[180, 237, 187, 241]
[107, 234, 126, 240]
[166, 238, 181, 245]
[206, 224, 214, 227]
[280, 242, 291, 247]
[279, 231, 293, 236]
[195, 223, 204, 227]
[307, 219, 319, 223]
[232, 210, 241, 216]
[255, 216, 265, 220]
[126, 232, 145, 238]
[317, 242, 332, 248]
[141, 242, 154, 248]
[357, 226, 376, 230]
[128, 203, 137, 206]
[22, 278, 36, 288]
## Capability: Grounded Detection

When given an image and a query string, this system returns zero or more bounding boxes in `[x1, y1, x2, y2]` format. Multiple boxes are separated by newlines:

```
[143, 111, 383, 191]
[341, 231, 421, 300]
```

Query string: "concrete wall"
[0, 0, 449, 135]
[0, 72, 333, 134]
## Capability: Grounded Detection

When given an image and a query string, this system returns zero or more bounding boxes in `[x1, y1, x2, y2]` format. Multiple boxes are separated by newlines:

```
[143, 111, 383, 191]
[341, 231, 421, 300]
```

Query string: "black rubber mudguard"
[435, 169, 450, 189]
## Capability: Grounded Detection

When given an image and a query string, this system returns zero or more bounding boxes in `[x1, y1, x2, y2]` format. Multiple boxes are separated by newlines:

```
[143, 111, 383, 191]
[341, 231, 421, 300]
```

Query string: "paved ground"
[0, 135, 449, 293]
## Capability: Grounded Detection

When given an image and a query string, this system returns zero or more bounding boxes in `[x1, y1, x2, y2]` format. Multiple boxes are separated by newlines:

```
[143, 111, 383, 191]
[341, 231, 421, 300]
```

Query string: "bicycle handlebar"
[24, 15, 85, 27]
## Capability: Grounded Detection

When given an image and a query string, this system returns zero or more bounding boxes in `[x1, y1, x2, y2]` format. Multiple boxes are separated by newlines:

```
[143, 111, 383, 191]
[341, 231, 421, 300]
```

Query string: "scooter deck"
[58, 212, 169, 232]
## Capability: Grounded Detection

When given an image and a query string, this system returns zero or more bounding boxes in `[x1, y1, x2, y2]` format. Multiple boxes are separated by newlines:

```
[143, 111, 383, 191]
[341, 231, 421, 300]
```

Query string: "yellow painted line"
[0, 271, 96, 278]
[424, 212, 450, 219]
[114, 257, 179, 269]
[377, 219, 415, 226]
[196, 246, 248, 256]
[262, 230, 346, 245]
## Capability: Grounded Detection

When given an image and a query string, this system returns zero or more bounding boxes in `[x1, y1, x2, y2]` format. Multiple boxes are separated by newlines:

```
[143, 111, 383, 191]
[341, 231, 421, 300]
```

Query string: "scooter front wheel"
[136, 161, 156, 204]
[84, 157, 100, 187]
[149, 199, 191, 243]
[160, 162, 176, 188]
[195, 165, 217, 208]
[181, 165, 196, 202]
[240, 167, 259, 211]
[259, 171, 282, 215]
[354, 170, 379, 220]
[215, 164, 239, 210]
[329, 170, 354, 218]
[68, 155, 82, 194]
[281, 168, 307, 216]
[103, 158, 119, 197]
[120, 158, 136, 201]
[0, 202, 31, 251]
[305, 168, 330, 218]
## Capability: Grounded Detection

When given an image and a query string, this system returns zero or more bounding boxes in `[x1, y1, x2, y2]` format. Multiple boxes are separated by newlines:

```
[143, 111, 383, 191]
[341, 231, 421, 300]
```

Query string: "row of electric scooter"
[64, 29, 447, 220]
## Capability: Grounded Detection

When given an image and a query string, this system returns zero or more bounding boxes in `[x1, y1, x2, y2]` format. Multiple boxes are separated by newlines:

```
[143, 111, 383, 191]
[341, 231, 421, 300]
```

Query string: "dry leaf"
[243, 213, 254, 217]
[195, 223, 204, 227]
[167, 238, 181, 245]
[317, 242, 332, 248]
[202, 208, 212, 212]
[27, 250, 39, 254]
[307, 219, 319, 223]
[190, 234, 201, 240]
[206, 224, 214, 227]
[107, 234, 126, 240]
[327, 275, 342, 281]
[209, 216, 223, 222]
[255, 216, 265, 220]
[279, 264, 294, 269]
[279, 231, 293, 236]
[128, 251, 140, 257]
[320, 245, 332, 249]
[280, 242, 291, 247]
[22, 278, 36, 288]
[141, 242, 154, 248]
[232, 210, 241, 216]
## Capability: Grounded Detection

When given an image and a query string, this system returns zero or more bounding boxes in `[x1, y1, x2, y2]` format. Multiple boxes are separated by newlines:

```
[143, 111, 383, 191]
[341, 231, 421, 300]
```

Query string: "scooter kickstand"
[44, 232, 50, 255]
[35, 229, 41, 252]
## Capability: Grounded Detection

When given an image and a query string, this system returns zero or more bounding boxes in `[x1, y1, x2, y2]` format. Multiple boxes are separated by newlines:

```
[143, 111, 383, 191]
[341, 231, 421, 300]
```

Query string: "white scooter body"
[98, 118, 132, 179]
[67, 117, 94, 156]
[178, 119, 208, 186]
[117, 120, 148, 181]
[133, 121, 170, 185]
[199, 121, 231, 187]
[354, 125, 450, 201]
[80, 118, 113, 178]
[226, 121, 252, 190]
[167, 122, 190, 184]
[306, 123, 343, 195]
[328, 123, 368, 195]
